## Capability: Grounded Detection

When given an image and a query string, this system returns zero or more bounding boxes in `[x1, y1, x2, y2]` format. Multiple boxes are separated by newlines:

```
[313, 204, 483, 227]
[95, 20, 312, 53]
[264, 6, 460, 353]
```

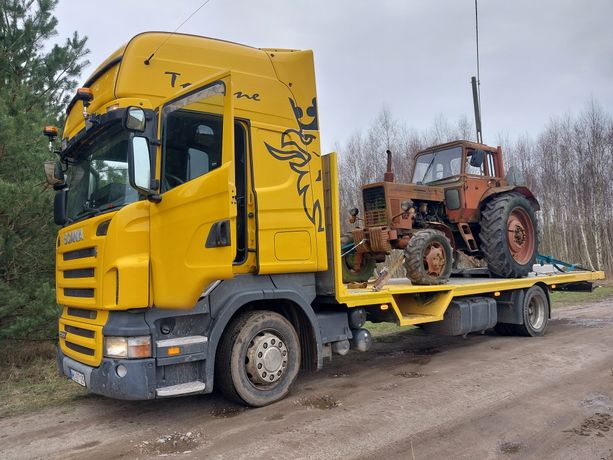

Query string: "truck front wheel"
[215, 310, 301, 407]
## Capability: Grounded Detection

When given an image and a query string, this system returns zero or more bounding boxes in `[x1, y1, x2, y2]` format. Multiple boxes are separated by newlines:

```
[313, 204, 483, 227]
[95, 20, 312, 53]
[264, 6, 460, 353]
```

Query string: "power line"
[144, 0, 213, 65]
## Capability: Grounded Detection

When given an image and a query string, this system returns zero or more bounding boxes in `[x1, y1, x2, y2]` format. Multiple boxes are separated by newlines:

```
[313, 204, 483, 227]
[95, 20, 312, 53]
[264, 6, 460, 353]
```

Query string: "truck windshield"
[65, 123, 138, 221]
[412, 146, 463, 184]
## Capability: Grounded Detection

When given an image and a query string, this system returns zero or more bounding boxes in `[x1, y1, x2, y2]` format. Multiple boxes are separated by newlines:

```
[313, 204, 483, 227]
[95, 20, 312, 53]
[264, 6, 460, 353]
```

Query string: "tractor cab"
[412, 140, 505, 224]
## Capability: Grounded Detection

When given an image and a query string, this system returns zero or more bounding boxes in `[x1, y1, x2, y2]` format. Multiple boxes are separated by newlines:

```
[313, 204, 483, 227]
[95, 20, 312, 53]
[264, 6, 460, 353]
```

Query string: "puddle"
[298, 394, 341, 410]
[499, 441, 524, 455]
[395, 371, 424, 379]
[210, 405, 246, 418]
[137, 431, 201, 456]
[581, 393, 613, 412]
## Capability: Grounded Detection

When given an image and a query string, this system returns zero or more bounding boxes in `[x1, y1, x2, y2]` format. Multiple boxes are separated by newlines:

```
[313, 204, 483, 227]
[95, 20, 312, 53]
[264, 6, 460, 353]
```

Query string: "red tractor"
[342, 140, 539, 285]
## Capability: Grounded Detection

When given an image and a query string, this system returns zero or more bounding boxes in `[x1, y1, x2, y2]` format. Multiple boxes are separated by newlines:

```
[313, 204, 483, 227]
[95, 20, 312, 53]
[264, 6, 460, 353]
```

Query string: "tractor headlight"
[349, 207, 359, 217]
[104, 336, 152, 359]
[401, 200, 413, 212]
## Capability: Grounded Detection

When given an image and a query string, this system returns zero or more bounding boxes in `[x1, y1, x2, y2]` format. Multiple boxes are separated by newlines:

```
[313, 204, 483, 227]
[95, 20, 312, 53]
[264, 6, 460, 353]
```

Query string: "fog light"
[116, 364, 128, 378]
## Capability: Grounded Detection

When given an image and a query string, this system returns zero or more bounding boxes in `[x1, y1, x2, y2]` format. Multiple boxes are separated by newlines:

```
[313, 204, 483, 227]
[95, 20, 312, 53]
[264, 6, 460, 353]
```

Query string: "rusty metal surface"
[367, 226, 392, 253]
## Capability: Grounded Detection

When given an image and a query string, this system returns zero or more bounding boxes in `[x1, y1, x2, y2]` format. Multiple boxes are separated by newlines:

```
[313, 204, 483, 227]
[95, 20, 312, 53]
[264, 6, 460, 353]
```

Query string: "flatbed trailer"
[50, 33, 605, 407]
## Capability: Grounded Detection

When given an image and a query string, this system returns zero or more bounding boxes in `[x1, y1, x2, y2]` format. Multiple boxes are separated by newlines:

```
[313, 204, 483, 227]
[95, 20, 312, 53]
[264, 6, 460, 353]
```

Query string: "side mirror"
[54, 188, 68, 225]
[44, 160, 65, 187]
[469, 149, 485, 168]
[129, 136, 152, 193]
[125, 107, 146, 132]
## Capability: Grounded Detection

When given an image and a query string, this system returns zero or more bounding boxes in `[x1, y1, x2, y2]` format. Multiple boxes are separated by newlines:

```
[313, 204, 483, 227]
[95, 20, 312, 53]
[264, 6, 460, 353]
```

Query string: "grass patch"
[550, 286, 613, 309]
[0, 341, 89, 418]
[365, 321, 415, 338]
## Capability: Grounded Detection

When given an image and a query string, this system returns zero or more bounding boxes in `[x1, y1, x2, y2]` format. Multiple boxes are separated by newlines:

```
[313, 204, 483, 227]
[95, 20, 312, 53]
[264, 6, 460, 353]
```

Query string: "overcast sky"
[54, 0, 613, 151]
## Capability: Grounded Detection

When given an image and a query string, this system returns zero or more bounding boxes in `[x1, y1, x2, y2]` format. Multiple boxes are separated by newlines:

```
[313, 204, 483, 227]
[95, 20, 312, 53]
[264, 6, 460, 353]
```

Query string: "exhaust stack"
[384, 149, 394, 182]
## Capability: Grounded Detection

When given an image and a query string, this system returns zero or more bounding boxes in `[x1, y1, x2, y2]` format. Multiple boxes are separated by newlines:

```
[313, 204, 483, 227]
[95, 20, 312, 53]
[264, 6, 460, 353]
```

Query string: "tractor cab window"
[412, 146, 462, 184]
[465, 151, 486, 176]
[163, 111, 223, 191]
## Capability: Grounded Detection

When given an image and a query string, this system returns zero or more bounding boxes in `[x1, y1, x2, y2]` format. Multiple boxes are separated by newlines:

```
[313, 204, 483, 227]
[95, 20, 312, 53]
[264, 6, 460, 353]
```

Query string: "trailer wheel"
[215, 311, 300, 407]
[495, 285, 549, 336]
[480, 193, 538, 278]
[404, 229, 453, 285]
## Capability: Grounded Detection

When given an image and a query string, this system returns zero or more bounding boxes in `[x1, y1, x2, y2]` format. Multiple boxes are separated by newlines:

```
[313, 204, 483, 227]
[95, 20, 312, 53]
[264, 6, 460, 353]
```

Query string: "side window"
[465, 152, 485, 176]
[163, 111, 223, 191]
[486, 153, 496, 177]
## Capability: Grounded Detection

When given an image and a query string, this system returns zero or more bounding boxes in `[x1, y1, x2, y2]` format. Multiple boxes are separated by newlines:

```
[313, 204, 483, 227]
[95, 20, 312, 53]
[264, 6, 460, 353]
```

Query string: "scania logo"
[64, 228, 84, 245]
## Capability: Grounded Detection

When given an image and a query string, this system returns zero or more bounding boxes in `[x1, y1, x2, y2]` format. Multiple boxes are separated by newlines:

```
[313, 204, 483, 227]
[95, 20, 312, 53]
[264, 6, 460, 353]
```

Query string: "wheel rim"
[507, 207, 535, 264]
[423, 241, 446, 277]
[245, 331, 288, 387]
[526, 294, 546, 330]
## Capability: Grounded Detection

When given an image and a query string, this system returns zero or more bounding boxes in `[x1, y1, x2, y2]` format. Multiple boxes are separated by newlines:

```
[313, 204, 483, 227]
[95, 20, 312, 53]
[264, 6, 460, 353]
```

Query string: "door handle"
[206, 220, 231, 248]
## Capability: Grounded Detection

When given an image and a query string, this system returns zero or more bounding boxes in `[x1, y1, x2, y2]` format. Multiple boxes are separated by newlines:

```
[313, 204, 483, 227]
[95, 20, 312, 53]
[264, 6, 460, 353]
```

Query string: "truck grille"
[59, 313, 103, 366]
[58, 245, 97, 308]
[363, 186, 387, 226]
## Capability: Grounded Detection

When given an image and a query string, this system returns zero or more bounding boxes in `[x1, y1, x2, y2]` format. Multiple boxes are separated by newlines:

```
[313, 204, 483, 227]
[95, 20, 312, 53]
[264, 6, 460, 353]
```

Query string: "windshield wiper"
[419, 154, 438, 184]
[73, 207, 102, 221]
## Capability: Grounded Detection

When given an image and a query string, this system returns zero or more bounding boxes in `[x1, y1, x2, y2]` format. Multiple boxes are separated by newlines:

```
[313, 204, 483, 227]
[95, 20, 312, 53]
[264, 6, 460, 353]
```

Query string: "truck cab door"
[150, 73, 236, 308]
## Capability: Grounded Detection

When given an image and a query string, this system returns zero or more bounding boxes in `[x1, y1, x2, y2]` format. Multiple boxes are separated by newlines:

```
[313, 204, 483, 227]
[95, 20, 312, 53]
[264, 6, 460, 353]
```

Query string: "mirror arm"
[147, 193, 162, 203]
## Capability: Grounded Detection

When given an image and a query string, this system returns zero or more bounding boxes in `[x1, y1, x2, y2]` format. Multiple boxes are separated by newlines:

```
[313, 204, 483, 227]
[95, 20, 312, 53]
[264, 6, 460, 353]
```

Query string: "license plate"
[70, 369, 86, 387]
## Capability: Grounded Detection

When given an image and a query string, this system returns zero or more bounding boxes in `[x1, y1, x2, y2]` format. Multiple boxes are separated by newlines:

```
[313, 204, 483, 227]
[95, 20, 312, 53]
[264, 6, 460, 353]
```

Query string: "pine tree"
[0, 0, 89, 339]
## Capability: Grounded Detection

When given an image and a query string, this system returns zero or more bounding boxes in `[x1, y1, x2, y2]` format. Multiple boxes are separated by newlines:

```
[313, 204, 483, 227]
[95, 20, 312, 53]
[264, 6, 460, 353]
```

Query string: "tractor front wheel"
[404, 229, 453, 285]
[341, 233, 376, 283]
[480, 193, 538, 278]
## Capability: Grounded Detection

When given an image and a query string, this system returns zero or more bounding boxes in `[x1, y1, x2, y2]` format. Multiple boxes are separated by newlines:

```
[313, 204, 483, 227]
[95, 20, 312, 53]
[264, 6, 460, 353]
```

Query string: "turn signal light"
[43, 126, 59, 138]
[76, 87, 94, 102]
[167, 346, 181, 356]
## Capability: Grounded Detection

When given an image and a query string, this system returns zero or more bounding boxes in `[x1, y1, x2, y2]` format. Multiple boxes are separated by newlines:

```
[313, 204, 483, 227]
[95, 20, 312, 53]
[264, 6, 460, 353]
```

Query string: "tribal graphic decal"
[264, 97, 324, 232]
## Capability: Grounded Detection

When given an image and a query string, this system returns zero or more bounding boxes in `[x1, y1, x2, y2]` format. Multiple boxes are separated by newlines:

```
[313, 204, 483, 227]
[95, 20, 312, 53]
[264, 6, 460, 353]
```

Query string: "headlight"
[104, 336, 152, 359]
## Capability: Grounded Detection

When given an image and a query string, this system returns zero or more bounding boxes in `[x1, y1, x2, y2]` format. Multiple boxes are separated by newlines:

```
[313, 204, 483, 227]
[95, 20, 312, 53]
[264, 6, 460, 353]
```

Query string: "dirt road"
[1, 299, 612, 460]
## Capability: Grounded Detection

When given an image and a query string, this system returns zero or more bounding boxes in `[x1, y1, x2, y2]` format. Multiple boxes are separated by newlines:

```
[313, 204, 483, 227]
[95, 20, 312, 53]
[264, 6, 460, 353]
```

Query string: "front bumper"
[57, 346, 157, 400]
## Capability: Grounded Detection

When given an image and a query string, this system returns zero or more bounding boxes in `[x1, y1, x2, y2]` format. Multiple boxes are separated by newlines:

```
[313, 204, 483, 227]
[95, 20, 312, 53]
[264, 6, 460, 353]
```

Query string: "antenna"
[144, 0, 213, 65]
[471, 0, 483, 143]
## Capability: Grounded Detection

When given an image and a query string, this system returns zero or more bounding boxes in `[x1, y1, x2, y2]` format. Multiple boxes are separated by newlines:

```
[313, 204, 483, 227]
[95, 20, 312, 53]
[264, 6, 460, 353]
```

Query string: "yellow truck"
[45, 32, 604, 406]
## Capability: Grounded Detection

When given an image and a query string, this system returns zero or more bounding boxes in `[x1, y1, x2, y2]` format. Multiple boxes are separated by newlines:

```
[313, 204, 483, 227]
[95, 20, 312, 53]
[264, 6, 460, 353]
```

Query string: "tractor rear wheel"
[404, 229, 453, 285]
[480, 193, 538, 278]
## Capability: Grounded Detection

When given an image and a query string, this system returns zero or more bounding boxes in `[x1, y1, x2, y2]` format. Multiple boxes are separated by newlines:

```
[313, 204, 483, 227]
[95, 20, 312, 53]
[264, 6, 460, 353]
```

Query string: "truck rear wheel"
[480, 192, 538, 278]
[215, 311, 300, 407]
[404, 229, 453, 285]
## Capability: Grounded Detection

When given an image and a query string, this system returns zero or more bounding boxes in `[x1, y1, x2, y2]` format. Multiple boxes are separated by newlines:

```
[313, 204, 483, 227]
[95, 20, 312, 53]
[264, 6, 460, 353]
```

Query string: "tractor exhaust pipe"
[384, 149, 394, 182]
[471, 76, 483, 143]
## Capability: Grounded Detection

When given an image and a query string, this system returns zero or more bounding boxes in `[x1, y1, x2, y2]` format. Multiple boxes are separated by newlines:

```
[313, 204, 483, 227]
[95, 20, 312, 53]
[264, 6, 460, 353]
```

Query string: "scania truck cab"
[48, 32, 604, 407]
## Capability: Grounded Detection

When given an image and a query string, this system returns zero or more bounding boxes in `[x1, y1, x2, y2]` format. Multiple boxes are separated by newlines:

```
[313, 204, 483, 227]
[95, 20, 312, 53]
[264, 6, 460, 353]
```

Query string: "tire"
[341, 253, 376, 283]
[495, 285, 549, 337]
[480, 193, 538, 278]
[341, 232, 376, 283]
[215, 310, 301, 407]
[404, 229, 453, 285]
